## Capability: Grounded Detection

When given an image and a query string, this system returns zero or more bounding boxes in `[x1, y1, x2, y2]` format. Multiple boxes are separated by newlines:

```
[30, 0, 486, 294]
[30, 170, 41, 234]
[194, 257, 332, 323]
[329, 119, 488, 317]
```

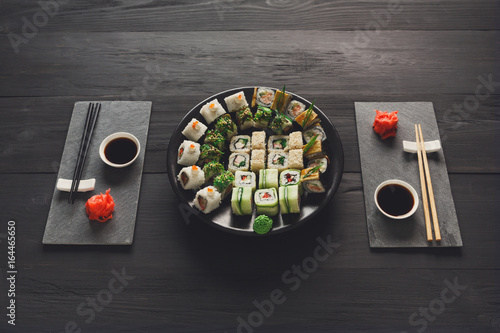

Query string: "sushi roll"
[228, 152, 250, 173]
[303, 124, 327, 143]
[279, 169, 302, 188]
[177, 140, 200, 166]
[251, 131, 266, 150]
[307, 156, 329, 174]
[253, 106, 273, 129]
[278, 185, 301, 214]
[268, 135, 289, 152]
[303, 137, 323, 160]
[288, 131, 303, 150]
[204, 129, 226, 151]
[268, 113, 293, 135]
[235, 106, 254, 130]
[258, 168, 279, 189]
[288, 149, 304, 170]
[181, 118, 207, 142]
[271, 89, 291, 113]
[193, 186, 221, 214]
[213, 170, 235, 199]
[295, 105, 321, 129]
[267, 151, 289, 173]
[252, 87, 275, 108]
[287, 100, 306, 120]
[200, 99, 226, 124]
[178, 165, 205, 190]
[231, 187, 253, 215]
[250, 149, 266, 173]
[234, 171, 257, 192]
[198, 144, 223, 166]
[215, 114, 238, 141]
[202, 160, 224, 181]
[224, 91, 248, 113]
[254, 188, 279, 216]
[230, 135, 251, 153]
[301, 166, 326, 193]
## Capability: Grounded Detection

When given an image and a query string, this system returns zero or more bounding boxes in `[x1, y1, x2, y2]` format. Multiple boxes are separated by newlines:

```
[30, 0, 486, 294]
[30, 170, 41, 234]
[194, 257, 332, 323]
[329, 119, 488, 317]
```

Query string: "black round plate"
[167, 87, 344, 235]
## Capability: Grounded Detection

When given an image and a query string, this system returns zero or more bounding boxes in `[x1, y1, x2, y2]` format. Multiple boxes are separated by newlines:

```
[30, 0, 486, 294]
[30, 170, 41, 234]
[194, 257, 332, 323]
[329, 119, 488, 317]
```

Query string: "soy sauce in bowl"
[105, 138, 137, 165]
[377, 184, 414, 216]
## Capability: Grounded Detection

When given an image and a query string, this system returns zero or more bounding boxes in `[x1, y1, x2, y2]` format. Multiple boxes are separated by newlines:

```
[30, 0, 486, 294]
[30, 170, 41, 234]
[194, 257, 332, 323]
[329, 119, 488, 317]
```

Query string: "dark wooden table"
[1, 1, 499, 332]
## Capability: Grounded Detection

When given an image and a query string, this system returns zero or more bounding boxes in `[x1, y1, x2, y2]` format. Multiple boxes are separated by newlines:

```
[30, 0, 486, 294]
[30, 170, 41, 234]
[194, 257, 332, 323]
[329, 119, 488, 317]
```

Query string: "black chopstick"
[68, 102, 101, 203]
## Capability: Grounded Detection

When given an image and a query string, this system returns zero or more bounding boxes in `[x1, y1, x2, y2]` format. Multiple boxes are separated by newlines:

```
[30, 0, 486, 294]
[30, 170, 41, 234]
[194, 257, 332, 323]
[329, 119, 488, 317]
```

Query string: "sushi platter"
[167, 87, 344, 235]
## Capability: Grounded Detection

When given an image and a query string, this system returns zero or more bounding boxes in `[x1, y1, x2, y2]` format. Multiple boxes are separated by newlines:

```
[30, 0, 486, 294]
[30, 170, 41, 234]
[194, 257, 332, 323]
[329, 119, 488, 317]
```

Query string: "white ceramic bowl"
[374, 179, 419, 219]
[99, 132, 140, 168]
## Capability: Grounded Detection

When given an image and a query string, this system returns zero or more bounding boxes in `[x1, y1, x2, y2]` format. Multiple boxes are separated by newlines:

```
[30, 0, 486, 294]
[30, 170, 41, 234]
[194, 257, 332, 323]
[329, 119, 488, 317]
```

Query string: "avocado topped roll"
[235, 107, 254, 130]
[198, 144, 223, 166]
[231, 187, 253, 215]
[254, 188, 279, 216]
[279, 185, 301, 214]
[202, 160, 224, 181]
[215, 114, 238, 141]
[228, 152, 250, 173]
[204, 129, 226, 151]
[253, 106, 273, 129]
[213, 170, 235, 199]
[258, 169, 279, 189]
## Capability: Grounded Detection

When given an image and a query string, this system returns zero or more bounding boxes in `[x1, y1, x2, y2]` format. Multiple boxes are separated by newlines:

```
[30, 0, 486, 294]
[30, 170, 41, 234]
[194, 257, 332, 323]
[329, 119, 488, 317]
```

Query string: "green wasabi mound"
[253, 215, 273, 235]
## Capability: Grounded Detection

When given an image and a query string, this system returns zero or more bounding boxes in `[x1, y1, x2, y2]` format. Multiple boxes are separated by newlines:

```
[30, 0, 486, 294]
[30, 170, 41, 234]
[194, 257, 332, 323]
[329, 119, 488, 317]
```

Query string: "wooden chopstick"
[417, 124, 441, 241]
[415, 124, 433, 241]
[68, 103, 101, 204]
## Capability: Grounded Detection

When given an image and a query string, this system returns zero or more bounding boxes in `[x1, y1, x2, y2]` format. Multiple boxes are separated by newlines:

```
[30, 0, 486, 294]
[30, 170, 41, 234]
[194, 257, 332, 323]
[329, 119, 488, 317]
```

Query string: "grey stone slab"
[354, 102, 462, 248]
[43, 101, 152, 245]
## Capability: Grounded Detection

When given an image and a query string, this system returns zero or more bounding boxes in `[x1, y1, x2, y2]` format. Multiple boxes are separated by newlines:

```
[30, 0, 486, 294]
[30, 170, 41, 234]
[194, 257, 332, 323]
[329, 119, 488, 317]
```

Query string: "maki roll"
[278, 185, 301, 214]
[204, 129, 226, 151]
[279, 169, 302, 187]
[234, 171, 257, 192]
[213, 170, 235, 199]
[203, 160, 224, 181]
[215, 114, 238, 141]
[200, 99, 226, 124]
[307, 156, 329, 174]
[235, 106, 254, 130]
[288, 131, 304, 150]
[267, 152, 288, 173]
[271, 89, 291, 113]
[181, 118, 207, 142]
[253, 106, 273, 129]
[295, 104, 321, 129]
[252, 87, 275, 108]
[303, 124, 327, 143]
[287, 100, 306, 120]
[178, 165, 205, 190]
[268, 135, 289, 152]
[230, 135, 251, 153]
[224, 91, 248, 113]
[301, 166, 326, 193]
[258, 168, 279, 189]
[254, 188, 279, 216]
[231, 187, 253, 215]
[250, 149, 266, 173]
[268, 113, 293, 135]
[251, 131, 266, 150]
[253, 214, 273, 234]
[228, 152, 250, 173]
[288, 149, 304, 170]
[177, 140, 200, 166]
[198, 144, 223, 166]
[194, 186, 221, 214]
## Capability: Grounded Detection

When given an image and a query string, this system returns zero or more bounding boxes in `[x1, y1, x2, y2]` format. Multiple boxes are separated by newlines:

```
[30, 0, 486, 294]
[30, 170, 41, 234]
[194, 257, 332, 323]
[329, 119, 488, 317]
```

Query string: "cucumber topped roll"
[254, 188, 279, 217]
[258, 168, 279, 189]
[278, 185, 300, 214]
[231, 187, 253, 215]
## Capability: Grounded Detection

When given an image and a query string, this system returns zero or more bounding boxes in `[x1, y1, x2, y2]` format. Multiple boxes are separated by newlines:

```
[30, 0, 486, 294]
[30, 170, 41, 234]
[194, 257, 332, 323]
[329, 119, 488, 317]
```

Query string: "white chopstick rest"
[57, 178, 96, 192]
[403, 139, 441, 154]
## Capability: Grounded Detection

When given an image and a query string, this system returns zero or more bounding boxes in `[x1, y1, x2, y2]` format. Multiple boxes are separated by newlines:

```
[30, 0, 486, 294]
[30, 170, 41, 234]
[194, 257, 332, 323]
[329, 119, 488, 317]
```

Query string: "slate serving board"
[43, 101, 152, 245]
[354, 102, 462, 248]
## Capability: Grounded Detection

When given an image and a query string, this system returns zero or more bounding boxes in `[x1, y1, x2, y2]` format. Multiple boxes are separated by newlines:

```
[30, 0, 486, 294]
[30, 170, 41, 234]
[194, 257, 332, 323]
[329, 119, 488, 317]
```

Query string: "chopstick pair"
[68, 103, 101, 204]
[415, 124, 441, 241]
